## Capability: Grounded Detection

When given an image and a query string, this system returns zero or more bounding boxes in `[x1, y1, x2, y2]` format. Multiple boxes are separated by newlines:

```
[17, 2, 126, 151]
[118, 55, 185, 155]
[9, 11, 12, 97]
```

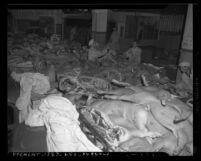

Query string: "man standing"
[88, 39, 102, 62]
[108, 27, 120, 52]
[176, 62, 193, 91]
[70, 26, 77, 41]
[124, 41, 142, 65]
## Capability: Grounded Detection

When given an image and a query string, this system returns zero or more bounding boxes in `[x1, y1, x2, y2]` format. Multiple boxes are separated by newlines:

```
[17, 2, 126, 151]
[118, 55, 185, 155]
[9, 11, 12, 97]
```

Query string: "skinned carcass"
[87, 86, 193, 155]
[151, 118, 193, 155]
[58, 73, 112, 105]
[59, 74, 111, 93]
[86, 100, 162, 142]
[81, 100, 162, 152]
[99, 85, 193, 130]
[95, 68, 123, 82]
[99, 84, 192, 123]
[81, 100, 192, 155]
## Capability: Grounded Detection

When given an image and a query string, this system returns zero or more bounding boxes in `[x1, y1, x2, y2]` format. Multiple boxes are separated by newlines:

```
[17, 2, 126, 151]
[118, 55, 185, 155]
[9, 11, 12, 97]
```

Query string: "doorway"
[106, 21, 116, 43]
[64, 18, 91, 45]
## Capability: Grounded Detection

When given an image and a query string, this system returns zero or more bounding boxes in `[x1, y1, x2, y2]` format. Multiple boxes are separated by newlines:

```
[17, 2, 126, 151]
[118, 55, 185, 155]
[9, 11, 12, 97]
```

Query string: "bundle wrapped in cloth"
[25, 95, 101, 152]
[11, 72, 50, 123]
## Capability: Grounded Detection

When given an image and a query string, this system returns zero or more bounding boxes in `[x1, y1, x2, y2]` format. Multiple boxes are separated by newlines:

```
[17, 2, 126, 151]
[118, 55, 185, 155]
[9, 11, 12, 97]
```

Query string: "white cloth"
[25, 108, 44, 126]
[25, 95, 101, 152]
[11, 72, 50, 123]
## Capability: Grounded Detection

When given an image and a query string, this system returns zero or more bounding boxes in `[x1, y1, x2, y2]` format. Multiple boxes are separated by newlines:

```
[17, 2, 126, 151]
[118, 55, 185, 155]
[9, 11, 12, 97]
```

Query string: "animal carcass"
[82, 86, 193, 155]
[59, 74, 111, 93]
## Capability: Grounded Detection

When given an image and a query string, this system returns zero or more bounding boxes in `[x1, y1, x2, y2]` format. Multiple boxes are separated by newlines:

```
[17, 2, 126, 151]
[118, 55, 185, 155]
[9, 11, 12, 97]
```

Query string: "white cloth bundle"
[11, 72, 50, 123]
[25, 95, 101, 152]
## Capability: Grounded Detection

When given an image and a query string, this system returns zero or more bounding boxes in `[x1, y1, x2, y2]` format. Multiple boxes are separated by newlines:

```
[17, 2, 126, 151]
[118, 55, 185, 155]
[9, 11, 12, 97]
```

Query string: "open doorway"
[64, 18, 92, 46]
[106, 21, 116, 43]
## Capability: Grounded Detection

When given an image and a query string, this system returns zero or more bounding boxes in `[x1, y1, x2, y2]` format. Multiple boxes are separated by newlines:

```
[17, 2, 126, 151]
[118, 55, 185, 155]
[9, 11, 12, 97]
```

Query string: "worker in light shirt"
[124, 41, 142, 65]
[70, 26, 77, 42]
[87, 39, 103, 62]
[176, 61, 193, 91]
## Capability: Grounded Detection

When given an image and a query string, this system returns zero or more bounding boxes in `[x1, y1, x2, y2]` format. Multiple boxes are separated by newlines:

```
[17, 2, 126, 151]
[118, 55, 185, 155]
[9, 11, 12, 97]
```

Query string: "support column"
[92, 9, 108, 46]
[176, 4, 193, 83]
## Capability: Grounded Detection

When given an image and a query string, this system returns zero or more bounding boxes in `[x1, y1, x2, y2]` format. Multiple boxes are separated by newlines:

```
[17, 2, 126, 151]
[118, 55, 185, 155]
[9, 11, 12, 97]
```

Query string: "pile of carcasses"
[7, 32, 179, 92]
[58, 74, 193, 155]
[8, 33, 193, 155]
[7, 33, 87, 72]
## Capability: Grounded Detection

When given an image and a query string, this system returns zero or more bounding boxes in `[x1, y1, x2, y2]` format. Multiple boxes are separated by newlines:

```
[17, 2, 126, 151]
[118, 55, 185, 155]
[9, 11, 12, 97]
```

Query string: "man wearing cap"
[124, 41, 142, 65]
[88, 39, 103, 62]
[176, 61, 193, 91]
